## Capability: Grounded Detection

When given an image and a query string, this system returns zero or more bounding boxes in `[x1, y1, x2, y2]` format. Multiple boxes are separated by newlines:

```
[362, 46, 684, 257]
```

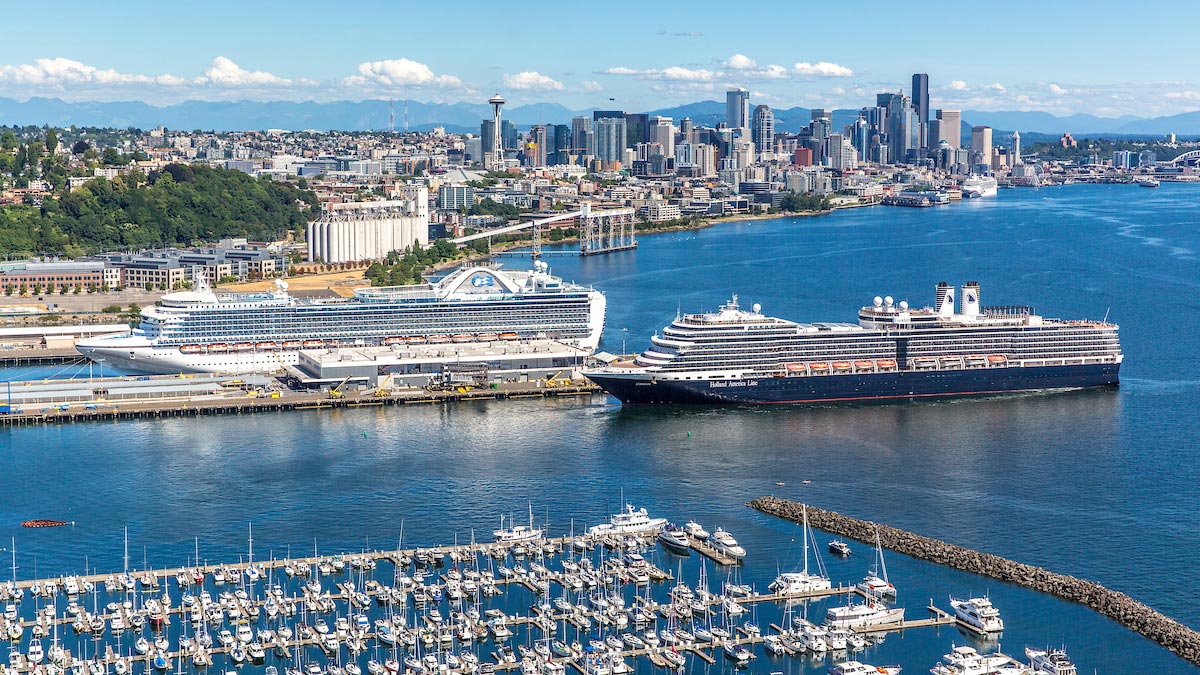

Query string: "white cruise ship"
[76, 262, 605, 375]
[961, 176, 999, 198]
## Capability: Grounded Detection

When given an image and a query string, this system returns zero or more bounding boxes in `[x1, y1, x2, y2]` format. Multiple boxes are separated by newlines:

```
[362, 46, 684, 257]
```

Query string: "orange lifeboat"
[282, 340, 302, 349]
[987, 355, 1008, 364]
[428, 335, 451, 344]
[913, 357, 937, 368]
[450, 334, 473, 343]
[255, 341, 276, 350]
[179, 345, 202, 354]
[809, 362, 830, 372]
[301, 340, 323, 348]
[854, 360, 875, 370]
[478, 333, 499, 342]
[407, 336, 428, 345]
[498, 332, 519, 341]
[784, 363, 807, 372]
[207, 344, 228, 353]
[832, 361, 853, 371]
[383, 337, 405, 346]
[876, 359, 897, 369]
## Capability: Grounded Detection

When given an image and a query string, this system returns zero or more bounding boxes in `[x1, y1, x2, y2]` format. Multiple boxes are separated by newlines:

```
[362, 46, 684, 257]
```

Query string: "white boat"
[791, 617, 828, 653]
[705, 528, 746, 560]
[656, 524, 691, 555]
[1025, 647, 1077, 675]
[961, 176, 999, 198]
[930, 645, 1027, 675]
[683, 521, 709, 540]
[587, 504, 667, 537]
[769, 505, 831, 594]
[830, 662, 901, 675]
[493, 508, 544, 544]
[949, 596, 1004, 633]
[824, 601, 904, 629]
[1137, 177, 1160, 188]
[855, 528, 896, 598]
[828, 540, 851, 557]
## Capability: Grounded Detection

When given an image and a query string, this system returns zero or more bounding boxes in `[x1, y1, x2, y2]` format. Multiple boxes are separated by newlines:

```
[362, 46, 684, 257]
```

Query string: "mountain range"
[0, 96, 1195, 137]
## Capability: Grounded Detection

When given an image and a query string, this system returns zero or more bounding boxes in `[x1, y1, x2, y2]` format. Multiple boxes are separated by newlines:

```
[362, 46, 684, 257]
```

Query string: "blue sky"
[1, 0, 1198, 117]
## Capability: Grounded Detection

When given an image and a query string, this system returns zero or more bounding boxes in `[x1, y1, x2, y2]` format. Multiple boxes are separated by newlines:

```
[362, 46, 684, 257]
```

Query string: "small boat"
[406, 336, 428, 344]
[721, 641, 753, 666]
[875, 359, 897, 369]
[831, 361, 853, 371]
[1138, 177, 1160, 188]
[809, 362, 830, 371]
[987, 354, 1008, 364]
[1025, 646, 1077, 675]
[828, 662, 900, 675]
[912, 357, 937, 369]
[255, 341, 276, 350]
[706, 528, 746, 560]
[282, 340, 303, 349]
[451, 334, 473, 343]
[829, 540, 851, 557]
[853, 360, 875, 371]
[231, 342, 254, 352]
[206, 343, 228, 353]
[683, 520, 709, 540]
[477, 333, 499, 341]
[179, 345, 202, 354]
[382, 336, 405, 345]
[428, 335, 451, 344]
[950, 595, 1005, 632]
[656, 524, 691, 555]
[302, 340, 323, 348]
[824, 600, 904, 628]
[498, 332, 519, 341]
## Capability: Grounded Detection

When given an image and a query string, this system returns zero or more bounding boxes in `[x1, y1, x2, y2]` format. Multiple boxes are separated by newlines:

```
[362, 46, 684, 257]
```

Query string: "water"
[3, 183, 1199, 673]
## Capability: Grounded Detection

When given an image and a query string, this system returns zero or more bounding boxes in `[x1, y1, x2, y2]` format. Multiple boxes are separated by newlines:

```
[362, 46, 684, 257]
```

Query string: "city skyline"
[1, 0, 1199, 118]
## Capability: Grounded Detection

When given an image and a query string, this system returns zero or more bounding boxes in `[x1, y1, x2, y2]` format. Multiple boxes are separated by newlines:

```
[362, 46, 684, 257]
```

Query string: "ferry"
[76, 262, 605, 375]
[584, 281, 1121, 405]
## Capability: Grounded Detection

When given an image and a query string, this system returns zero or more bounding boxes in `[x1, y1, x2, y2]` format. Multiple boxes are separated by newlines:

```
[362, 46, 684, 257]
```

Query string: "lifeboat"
[876, 359, 897, 369]
[301, 340, 323, 348]
[987, 355, 1008, 364]
[231, 342, 253, 352]
[939, 356, 961, 366]
[965, 354, 986, 364]
[809, 362, 830, 372]
[832, 361, 852, 371]
[206, 344, 228, 353]
[428, 335, 451, 344]
[498, 332, 519, 341]
[854, 360, 875, 370]
[383, 337, 405, 346]
[913, 357, 937, 368]
[282, 340, 302, 349]
[407, 336, 428, 345]
[784, 363, 807, 373]
[477, 333, 499, 342]
[255, 342, 276, 350]
[179, 345, 202, 354]
[450, 334, 473, 343]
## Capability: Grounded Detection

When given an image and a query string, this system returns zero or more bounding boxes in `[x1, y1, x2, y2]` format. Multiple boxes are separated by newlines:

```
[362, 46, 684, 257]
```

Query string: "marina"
[0, 507, 1038, 675]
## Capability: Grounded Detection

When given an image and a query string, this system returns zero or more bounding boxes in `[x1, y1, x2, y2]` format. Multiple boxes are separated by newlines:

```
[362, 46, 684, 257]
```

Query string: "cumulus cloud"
[0, 57, 184, 86]
[197, 57, 291, 87]
[792, 61, 854, 77]
[947, 80, 968, 90]
[985, 83, 1006, 92]
[604, 66, 716, 81]
[502, 71, 564, 91]
[1048, 83, 1069, 96]
[724, 54, 757, 70]
[579, 80, 603, 93]
[347, 58, 462, 88]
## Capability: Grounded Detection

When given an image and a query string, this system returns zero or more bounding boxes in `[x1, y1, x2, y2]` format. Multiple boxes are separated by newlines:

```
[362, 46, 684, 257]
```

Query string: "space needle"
[488, 94, 506, 165]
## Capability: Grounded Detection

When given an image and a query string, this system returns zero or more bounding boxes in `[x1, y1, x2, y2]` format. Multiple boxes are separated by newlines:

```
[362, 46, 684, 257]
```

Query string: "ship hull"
[586, 363, 1119, 405]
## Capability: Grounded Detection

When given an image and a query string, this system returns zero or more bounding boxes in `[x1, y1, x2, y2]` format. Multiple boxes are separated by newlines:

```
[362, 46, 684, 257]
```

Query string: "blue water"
[3, 184, 1199, 673]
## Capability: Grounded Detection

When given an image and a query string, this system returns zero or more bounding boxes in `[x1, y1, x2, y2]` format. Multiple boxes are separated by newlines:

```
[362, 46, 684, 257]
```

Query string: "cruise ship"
[961, 176, 999, 198]
[584, 281, 1121, 405]
[76, 262, 606, 375]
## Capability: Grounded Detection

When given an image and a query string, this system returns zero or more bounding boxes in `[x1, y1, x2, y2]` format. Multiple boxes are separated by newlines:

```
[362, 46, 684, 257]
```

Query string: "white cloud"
[349, 58, 461, 88]
[985, 83, 1006, 92]
[1048, 83, 1069, 96]
[579, 80, 603, 93]
[196, 57, 291, 87]
[792, 61, 854, 77]
[0, 57, 184, 86]
[830, 87, 846, 95]
[947, 80, 968, 90]
[502, 71, 564, 91]
[724, 54, 757, 70]
[604, 66, 716, 81]
[1165, 90, 1200, 101]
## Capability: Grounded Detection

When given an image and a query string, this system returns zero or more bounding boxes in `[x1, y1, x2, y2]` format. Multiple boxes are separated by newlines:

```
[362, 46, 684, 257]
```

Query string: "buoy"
[363, 431, 368, 438]
[686, 431, 692, 437]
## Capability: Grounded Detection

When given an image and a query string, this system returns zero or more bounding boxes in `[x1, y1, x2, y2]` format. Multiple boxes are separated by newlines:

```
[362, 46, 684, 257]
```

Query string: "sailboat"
[768, 505, 831, 594]
[855, 527, 896, 598]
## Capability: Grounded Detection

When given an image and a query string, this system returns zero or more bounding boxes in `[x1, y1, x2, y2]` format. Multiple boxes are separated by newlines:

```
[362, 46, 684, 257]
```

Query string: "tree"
[101, 147, 124, 166]
[45, 129, 58, 155]
[72, 140, 91, 155]
[0, 131, 15, 151]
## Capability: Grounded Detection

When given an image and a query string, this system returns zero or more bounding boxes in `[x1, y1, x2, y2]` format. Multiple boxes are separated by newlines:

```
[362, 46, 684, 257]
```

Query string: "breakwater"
[748, 495, 1200, 666]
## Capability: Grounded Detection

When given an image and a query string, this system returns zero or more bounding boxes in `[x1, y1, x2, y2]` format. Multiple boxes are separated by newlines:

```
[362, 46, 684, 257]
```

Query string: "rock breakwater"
[748, 495, 1200, 665]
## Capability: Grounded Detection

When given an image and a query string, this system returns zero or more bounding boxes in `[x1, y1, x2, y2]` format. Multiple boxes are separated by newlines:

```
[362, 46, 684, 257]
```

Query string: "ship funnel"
[936, 282, 955, 318]
[961, 281, 980, 317]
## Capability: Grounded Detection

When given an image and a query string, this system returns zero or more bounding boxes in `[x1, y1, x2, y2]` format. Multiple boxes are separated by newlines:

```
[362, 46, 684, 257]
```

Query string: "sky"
[1, 0, 1199, 118]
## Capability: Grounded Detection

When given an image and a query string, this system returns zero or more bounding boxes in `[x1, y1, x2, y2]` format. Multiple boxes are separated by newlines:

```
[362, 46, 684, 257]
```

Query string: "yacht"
[656, 524, 691, 555]
[930, 645, 1028, 675]
[824, 601, 904, 629]
[829, 540, 852, 557]
[949, 596, 1004, 633]
[856, 528, 896, 598]
[587, 504, 667, 537]
[492, 512, 544, 544]
[705, 528, 746, 560]
[1025, 647, 1077, 675]
[829, 662, 901, 675]
[683, 521, 709, 540]
[769, 505, 830, 594]
[1137, 177, 1160, 188]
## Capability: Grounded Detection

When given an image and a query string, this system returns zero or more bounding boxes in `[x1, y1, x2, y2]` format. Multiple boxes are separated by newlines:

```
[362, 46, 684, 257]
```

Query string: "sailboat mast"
[802, 506, 809, 575]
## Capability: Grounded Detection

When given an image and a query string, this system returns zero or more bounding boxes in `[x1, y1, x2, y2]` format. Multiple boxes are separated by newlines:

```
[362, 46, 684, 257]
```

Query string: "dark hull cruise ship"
[585, 281, 1121, 405]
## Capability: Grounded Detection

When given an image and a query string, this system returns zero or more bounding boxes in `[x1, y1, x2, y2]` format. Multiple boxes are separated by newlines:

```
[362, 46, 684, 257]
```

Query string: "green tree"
[72, 140, 90, 155]
[0, 131, 16, 151]
[45, 129, 58, 155]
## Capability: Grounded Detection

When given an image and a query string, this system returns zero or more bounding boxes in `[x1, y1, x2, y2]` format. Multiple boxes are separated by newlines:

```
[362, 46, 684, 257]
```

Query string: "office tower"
[528, 125, 547, 166]
[571, 116, 592, 154]
[751, 105, 774, 158]
[624, 113, 649, 149]
[649, 116, 675, 158]
[811, 108, 828, 122]
[850, 116, 871, 161]
[595, 116, 627, 165]
[936, 110, 961, 148]
[911, 73, 929, 149]
[501, 121, 518, 151]
[971, 125, 993, 173]
[1011, 130, 1021, 165]
[480, 120, 496, 159]
[726, 88, 750, 129]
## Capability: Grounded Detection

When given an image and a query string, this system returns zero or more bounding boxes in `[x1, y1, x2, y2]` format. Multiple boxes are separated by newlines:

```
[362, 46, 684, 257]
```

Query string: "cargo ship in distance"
[76, 262, 605, 375]
[584, 281, 1121, 405]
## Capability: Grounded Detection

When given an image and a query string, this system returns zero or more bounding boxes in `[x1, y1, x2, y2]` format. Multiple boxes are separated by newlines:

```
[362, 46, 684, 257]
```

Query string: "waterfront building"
[307, 191, 430, 264]
[0, 261, 120, 292]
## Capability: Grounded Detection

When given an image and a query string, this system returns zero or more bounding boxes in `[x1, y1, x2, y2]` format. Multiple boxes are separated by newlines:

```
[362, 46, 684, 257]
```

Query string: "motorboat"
[587, 504, 667, 537]
[829, 540, 852, 557]
[950, 596, 1004, 633]
[824, 601, 904, 628]
[706, 528, 746, 560]
[1025, 646, 1077, 675]
[828, 662, 900, 675]
[656, 524, 691, 555]
[931, 645, 1026, 675]
[683, 521, 709, 540]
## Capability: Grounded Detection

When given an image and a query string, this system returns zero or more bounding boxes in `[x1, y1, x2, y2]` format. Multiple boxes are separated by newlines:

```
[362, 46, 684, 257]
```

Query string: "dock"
[685, 534, 740, 566]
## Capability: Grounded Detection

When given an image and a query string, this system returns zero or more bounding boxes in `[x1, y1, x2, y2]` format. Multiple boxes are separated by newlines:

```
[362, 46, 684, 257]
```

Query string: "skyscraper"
[911, 73, 929, 150]
[649, 116, 675, 158]
[624, 113, 649, 149]
[936, 110, 961, 149]
[501, 121, 518, 151]
[751, 105, 774, 157]
[971, 125, 993, 173]
[480, 120, 496, 159]
[595, 116, 627, 166]
[726, 88, 750, 130]
[571, 116, 592, 154]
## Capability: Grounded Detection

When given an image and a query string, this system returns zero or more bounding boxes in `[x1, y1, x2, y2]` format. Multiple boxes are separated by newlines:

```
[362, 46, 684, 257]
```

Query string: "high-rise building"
[595, 116, 627, 166]
[885, 92, 914, 164]
[649, 116, 675, 159]
[571, 116, 592, 154]
[726, 88, 750, 130]
[936, 110, 961, 148]
[680, 117, 695, 144]
[501, 121, 518, 151]
[911, 73, 929, 150]
[480, 120, 496, 159]
[971, 126, 993, 174]
[624, 113, 649, 149]
[751, 105, 774, 158]
[527, 125, 548, 166]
